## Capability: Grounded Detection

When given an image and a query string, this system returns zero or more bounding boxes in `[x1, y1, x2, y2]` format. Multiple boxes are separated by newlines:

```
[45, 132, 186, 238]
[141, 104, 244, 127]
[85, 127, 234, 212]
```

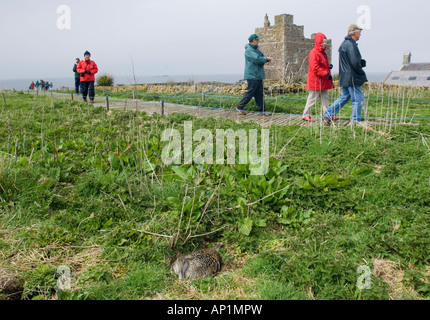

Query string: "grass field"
[0, 90, 429, 300]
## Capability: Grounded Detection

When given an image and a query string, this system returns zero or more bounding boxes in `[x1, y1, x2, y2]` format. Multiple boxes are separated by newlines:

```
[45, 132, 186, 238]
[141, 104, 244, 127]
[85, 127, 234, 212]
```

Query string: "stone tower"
[255, 13, 332, 83]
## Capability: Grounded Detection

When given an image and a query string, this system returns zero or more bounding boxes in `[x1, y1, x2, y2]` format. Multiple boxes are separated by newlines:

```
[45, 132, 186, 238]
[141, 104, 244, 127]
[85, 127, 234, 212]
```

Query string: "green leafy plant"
[277, 206, 314, 228]
[296, 172, 351, 191]
[238, 217, 254, 236]
[166, 195, 205, 224]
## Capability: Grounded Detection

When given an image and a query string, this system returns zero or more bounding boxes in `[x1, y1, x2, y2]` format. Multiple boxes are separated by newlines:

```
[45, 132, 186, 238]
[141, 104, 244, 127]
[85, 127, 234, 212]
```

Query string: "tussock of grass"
[372, 259, 423, 300]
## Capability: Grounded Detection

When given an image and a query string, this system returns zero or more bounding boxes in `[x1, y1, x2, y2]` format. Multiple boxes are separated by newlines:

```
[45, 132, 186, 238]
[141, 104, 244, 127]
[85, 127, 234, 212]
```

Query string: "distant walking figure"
[302, 33, 334, 122]
[77, 51, 98, 104]
[236, 34, 272, 115]
[73, 58, 81, 94]
[323, 24, 368, 125]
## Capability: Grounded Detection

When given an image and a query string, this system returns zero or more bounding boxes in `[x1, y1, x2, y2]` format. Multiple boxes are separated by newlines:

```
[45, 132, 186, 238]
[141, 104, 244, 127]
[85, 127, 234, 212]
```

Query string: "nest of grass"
[153, 244, 258, 300]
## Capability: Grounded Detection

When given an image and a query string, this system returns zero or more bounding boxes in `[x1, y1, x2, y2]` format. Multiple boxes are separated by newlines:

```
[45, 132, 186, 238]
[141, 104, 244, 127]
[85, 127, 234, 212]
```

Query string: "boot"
[323, 117, 333, 126]
[89, 99, 94, 104]
[83, 97, 87, 103]
[236, 107, 246, 115]
[260, 109, 272, 116]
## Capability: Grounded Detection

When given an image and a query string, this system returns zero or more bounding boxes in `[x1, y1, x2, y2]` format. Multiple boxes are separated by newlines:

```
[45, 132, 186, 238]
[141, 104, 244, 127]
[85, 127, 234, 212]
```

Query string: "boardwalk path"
[100, 99, 321, 128]
[48, 92, 413, 129]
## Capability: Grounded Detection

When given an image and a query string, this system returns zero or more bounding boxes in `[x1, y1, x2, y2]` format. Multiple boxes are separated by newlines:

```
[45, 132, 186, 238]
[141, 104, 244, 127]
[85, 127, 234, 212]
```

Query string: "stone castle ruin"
[256, 13, 332, 83]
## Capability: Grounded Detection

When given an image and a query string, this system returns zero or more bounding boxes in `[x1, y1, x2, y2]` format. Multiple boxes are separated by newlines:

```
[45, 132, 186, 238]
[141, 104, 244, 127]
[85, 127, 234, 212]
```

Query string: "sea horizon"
[0, 72, 390, 91]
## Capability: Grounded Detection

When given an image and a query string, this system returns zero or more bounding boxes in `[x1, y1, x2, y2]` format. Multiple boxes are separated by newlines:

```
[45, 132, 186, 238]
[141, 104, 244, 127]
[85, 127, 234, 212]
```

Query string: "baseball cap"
[248, 34, 261, 41]
[348, 24, 363, 34]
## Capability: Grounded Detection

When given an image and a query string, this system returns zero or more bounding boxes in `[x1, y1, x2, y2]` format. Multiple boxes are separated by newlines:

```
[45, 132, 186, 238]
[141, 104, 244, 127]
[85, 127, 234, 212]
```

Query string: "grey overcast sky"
[0, 0, 428, 81]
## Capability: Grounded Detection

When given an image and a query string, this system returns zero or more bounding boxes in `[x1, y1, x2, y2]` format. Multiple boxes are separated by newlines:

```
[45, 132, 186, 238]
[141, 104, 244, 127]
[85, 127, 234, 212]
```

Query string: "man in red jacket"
[302, 33, 335, 122]
[77, 51, 98, 103]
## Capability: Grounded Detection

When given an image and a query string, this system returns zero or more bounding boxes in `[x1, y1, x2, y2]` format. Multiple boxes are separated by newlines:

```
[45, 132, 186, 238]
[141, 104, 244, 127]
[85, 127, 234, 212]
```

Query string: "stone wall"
[256, 14, 332, 83]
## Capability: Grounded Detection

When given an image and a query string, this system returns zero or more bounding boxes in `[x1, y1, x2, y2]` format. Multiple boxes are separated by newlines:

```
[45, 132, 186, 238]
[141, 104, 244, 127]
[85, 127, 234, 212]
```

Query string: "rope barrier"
[94, 88, 430, 105]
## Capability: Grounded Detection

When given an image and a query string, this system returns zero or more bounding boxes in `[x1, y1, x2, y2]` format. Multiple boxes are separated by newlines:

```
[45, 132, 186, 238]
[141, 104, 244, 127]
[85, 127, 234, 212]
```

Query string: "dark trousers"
[75, 77, 81, 94]
[80, 81, 95, 99]
[237, 80, 265, 112]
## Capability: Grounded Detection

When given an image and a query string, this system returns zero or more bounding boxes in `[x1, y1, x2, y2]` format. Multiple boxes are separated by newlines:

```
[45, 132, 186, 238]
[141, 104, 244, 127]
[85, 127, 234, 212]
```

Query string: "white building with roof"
[384, 52, 430, 87]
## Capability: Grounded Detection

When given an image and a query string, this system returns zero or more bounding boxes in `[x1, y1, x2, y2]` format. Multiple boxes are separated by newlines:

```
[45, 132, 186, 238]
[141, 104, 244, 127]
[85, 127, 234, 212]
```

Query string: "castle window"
[392, 77, 400, 80]
[427, 77, 430, 80]
[408, 77, 417, 80]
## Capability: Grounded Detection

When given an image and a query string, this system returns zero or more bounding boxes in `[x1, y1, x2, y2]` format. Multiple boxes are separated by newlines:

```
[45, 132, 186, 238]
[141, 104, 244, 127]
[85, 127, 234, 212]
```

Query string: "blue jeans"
[80, 81, 95, 99]
[75, 78, 81, 94]
[237, 80, 265, 112]
[324, 86, 364, 123]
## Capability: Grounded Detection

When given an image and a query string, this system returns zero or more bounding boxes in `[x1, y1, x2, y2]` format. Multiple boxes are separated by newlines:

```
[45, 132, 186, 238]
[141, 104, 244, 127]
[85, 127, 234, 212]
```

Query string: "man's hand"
[266, 57, 273, 63]
[85, 70, 91, 75]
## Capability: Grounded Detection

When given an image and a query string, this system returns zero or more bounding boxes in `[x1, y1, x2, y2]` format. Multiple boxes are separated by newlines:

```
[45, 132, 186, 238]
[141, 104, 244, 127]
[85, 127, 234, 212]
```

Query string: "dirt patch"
[0, 273, 24, 300]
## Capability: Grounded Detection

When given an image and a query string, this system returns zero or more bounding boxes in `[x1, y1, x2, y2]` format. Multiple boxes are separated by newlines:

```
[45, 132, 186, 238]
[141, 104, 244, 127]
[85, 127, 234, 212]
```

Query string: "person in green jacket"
[236, 34, 272, 115]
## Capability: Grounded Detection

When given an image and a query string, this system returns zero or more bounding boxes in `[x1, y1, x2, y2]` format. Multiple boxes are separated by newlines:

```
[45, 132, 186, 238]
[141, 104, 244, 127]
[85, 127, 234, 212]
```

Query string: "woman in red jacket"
[302, 33, 335, 122]
[77, 51, 98, 103]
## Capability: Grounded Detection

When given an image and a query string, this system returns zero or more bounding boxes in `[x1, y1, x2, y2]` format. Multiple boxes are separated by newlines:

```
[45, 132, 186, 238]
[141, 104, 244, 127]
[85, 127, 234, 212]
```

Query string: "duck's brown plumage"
[172, 244, 222, 280]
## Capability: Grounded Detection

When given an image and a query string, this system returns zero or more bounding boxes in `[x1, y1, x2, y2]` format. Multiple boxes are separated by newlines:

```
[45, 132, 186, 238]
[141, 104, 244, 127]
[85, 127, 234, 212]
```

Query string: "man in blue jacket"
[236, 34, 272, 115]
[323, 24, 368, 125]
[73, 58, 81, 95]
